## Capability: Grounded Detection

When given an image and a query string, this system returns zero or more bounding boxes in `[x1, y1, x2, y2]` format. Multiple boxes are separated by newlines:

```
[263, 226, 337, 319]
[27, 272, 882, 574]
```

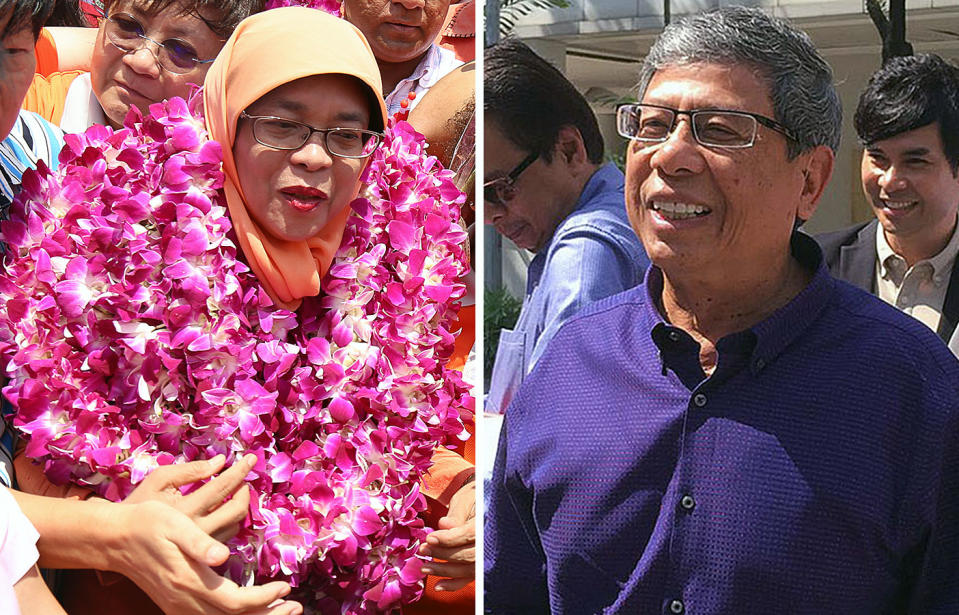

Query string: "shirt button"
[680, 494, 696, 511]
[754, 357, 766, 371]
[693, 393, 707, 407]
[669, 599, 685, 613]
[899, 295, 910, 305]
[668, 330, 681, 342]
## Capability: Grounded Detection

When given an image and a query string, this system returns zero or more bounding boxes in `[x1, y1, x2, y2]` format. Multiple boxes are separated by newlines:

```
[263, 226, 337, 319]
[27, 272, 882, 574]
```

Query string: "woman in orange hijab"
[203, 6, 476, 603]
[203, 7, 387, 310]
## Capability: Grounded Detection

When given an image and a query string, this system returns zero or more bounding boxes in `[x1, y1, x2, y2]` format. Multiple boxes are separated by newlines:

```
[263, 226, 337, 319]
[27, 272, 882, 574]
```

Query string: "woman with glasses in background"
[23, 0, 262, 133]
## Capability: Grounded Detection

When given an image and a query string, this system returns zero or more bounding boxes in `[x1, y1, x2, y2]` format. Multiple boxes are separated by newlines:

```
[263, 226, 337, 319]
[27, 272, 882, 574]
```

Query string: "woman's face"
[233, 74, 372, 242]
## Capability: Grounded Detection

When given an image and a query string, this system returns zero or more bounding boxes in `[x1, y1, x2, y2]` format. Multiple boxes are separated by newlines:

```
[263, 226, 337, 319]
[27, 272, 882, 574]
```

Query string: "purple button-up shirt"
[485, 233, 959, 614]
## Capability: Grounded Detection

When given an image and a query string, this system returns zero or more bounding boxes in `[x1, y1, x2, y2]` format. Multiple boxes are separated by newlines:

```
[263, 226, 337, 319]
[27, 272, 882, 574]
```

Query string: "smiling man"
[818, 54, 959, 356]
[485, 8, 959, 614]
[483, 39, 647, 414]
[341, 0, 458, 117]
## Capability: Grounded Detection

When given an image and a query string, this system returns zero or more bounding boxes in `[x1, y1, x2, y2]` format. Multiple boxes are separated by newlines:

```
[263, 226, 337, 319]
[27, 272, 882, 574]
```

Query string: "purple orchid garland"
[0, 91, 471, 613]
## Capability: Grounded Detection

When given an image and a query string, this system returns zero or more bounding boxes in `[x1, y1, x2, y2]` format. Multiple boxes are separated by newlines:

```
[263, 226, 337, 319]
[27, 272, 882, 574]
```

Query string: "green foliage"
[484, 286, 524, 385]
[499, 0, 570, 37]
[604, 149, 627, 173]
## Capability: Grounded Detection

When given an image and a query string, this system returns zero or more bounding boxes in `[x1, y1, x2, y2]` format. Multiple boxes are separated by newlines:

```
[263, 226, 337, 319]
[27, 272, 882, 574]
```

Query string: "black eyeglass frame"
[239, 112, 384, 159]
[102, 11, 217, 74]
[483, 152, 539, 206]
[616, 103, 799, 148]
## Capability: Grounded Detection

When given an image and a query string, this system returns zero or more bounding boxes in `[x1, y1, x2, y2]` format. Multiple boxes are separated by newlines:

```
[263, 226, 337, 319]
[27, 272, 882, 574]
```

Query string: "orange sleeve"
[446, 304, 474, 373]
[420, 445, 473, 505]
[22, 70, 84, 126]
[34, 28, 59, 77]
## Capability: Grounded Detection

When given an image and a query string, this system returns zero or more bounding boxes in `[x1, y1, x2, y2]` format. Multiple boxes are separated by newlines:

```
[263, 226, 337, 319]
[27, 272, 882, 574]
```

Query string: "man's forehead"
[866, 123, 946, 157]
[483, 121, 523, 177]
[641, 62, 775, 112]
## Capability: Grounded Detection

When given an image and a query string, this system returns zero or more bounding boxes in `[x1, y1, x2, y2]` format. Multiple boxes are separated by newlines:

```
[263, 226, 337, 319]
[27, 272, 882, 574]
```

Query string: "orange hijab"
[203, 8, 387, 310]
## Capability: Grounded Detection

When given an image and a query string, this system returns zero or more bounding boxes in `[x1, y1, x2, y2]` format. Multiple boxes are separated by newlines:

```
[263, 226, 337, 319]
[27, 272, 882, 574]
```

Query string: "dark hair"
[484, 38, 604, 164]
[0, 0, 55, 39]
[639, 6, 841, 158]
[854, 53, 959, 172]
[102, 0, 263, 38]
[46, 0, 86, 26]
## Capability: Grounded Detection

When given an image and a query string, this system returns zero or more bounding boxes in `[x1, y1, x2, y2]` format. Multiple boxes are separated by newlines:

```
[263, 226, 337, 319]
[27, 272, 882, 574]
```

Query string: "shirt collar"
[644, 231, 835, 373]
[875, 213, 959, 284]
[398, 44, 450, 92]
[60, 73, 107, 135]
[526, 163, 622, 291]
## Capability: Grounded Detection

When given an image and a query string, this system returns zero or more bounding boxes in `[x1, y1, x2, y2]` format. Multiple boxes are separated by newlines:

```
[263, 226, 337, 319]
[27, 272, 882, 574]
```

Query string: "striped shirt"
[0, 110, 64, 214]
[0, 110, 63, 486]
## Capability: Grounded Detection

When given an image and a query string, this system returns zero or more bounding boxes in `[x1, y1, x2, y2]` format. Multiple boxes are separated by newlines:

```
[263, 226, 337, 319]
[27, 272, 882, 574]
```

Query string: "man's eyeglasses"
[103, 11, 216, 74]
[483, 152, 538, 206]
[616, 103, 798, 148]
[240, 112, 383, 159]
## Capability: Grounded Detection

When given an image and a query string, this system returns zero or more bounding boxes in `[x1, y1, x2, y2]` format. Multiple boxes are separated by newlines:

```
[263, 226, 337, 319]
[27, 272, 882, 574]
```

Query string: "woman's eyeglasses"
[103, 12, 216, 74]
[483, 152, 538, 206]
[240, 112, 383, 159]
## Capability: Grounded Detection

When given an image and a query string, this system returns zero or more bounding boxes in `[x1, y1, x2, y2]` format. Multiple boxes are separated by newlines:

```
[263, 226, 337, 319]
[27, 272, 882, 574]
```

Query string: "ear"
[553, 125, 589, 169]
[797, 145, 834, 222]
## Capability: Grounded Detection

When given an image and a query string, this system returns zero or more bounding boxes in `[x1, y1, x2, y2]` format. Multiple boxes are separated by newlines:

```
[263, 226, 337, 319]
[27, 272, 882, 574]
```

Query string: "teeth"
[882, 200, 917, 210]
[651, 201, 711, 220]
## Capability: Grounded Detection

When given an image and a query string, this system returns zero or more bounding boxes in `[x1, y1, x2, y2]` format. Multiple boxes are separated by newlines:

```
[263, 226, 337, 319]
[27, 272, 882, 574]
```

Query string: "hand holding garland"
[11, 455, 303, 615]
[419, 477, 475, 591]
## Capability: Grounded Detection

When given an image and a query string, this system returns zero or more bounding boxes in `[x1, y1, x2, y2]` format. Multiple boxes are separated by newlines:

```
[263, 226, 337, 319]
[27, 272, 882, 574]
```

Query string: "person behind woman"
[24, 0, 263, 132]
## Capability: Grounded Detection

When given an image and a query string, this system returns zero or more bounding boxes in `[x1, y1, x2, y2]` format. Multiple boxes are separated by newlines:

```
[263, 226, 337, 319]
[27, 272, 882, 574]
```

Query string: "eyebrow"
[868, 145, 932, 157]
[124, 5, 214, 40]
[260, 100, 368, 123]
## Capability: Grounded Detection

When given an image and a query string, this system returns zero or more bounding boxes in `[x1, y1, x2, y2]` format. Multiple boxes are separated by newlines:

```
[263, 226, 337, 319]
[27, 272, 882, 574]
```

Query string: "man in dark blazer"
[818, 54, 959, 355]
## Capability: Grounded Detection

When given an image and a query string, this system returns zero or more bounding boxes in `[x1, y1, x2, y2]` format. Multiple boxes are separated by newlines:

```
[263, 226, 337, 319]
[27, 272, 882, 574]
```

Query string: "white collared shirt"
[59, 72, 108, 134]
[875, 213, 959, 333]
[384, 44, 461, 117]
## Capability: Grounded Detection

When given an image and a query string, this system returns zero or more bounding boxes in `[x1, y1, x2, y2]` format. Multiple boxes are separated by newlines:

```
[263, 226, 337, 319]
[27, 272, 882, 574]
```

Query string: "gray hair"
[638, 6, 841, 158]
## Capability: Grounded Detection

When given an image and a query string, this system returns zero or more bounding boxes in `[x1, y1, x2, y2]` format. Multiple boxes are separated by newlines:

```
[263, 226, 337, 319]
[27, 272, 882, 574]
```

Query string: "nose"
[394, 0, 425, 9]
[289, 134, 335, 172]
[484, 199, 506, 225]
[121, 44, 161, 79]
[647, 117, 706, 177]
[877, 164, 908, 194]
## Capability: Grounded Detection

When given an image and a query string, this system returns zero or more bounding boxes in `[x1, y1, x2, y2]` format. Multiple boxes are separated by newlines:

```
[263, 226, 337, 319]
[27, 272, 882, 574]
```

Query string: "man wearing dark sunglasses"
[483, 38, 648, 415]
[24, 0, 261, 132]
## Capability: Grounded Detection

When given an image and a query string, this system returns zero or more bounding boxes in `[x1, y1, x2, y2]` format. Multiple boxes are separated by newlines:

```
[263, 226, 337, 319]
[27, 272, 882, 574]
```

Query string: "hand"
[108, 456, 303, 615]
[124, 454, 254, 542]
[419, 479, 475, 592]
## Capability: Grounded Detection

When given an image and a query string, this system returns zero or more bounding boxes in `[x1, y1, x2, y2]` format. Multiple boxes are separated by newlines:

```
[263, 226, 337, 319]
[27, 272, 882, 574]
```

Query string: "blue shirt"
[485, 233, 959, 614]
[486, 163, 648, 413]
